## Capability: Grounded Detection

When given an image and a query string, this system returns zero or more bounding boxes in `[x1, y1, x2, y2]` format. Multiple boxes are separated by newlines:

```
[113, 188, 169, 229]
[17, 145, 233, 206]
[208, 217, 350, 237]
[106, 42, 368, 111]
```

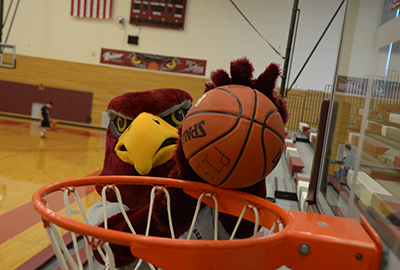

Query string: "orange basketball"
[181, 85, 285, 189]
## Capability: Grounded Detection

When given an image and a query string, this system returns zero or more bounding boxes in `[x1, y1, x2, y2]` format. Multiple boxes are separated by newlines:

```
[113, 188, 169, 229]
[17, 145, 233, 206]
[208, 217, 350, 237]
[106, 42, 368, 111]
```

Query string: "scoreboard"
[130, 0, 187, 30]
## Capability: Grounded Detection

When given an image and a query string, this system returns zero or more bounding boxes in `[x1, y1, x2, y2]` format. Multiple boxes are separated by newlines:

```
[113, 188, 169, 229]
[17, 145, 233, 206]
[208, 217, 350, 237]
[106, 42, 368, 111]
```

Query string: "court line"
[15, 233, 74, 270]
[0, 170, 101, 269]
[0, 182, 96, 245]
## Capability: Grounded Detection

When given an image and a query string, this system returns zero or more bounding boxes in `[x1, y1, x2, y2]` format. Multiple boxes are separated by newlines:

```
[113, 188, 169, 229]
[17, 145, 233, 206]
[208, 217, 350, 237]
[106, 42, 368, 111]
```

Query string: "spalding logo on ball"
[181, 84, 286, 189]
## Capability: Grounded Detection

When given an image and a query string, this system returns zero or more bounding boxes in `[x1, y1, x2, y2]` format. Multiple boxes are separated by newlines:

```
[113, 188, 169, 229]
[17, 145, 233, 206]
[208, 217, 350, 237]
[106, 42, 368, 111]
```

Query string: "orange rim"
[32, 175, 291, 268]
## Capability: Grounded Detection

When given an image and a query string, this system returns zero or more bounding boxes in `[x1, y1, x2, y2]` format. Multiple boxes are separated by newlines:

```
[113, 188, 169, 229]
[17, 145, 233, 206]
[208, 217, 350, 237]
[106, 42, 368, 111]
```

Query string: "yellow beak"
[114, 112, 179, 175]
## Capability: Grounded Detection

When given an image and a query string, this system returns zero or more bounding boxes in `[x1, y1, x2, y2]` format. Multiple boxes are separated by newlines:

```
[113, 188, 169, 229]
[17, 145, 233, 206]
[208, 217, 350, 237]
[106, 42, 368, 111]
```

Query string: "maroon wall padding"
[0, 80, 93, 123]
[306, 99, 331, 204]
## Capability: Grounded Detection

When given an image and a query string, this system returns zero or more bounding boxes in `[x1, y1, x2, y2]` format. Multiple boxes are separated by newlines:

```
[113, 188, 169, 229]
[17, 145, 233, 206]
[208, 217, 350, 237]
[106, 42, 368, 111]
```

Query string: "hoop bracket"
[283, 210, 382, 270]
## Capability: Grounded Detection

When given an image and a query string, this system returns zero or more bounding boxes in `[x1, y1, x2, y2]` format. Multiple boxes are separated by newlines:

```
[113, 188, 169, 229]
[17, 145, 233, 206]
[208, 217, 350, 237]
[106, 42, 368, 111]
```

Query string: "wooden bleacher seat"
[395, 156, 400, 170]
[356, 119, 400, 143]
[377, 103, 400, 113]
[363, 137, 390, 158]
[288, 156, 305, 176]
[296, 176, 310, 212]
[306, 129, 317, 146]
[298, 121, 318, 146]
[298, 122, 310, 133]
[284, 136, 305, 176]
[360, 109, 400, 125]
[371, 193, 400, 219]
[348, 171, 392, 207]
[347, 170, 400, 222]
[285, 142, 305, 176]
[347, 130, 389, 158]
[328, 176, 350, 201]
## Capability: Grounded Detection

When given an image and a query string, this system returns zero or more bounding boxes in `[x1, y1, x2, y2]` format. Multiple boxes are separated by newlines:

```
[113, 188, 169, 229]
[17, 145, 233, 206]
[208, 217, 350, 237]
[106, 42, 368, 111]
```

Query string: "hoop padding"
[32, 176, 291, 270]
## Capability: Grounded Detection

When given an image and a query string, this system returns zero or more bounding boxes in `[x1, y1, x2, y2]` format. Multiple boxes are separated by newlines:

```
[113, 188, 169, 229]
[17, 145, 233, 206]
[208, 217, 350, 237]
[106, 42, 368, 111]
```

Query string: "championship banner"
[100, 48, 207, 76]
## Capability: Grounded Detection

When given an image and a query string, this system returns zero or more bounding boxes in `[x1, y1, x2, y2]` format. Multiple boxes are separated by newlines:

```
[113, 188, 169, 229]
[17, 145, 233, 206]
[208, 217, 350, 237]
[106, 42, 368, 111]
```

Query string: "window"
[316, 0, 400, 262]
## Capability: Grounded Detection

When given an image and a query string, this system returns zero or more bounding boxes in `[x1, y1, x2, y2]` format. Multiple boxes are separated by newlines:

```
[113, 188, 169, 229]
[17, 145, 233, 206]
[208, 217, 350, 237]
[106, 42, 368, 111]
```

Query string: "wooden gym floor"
[0, 115, 106, 269]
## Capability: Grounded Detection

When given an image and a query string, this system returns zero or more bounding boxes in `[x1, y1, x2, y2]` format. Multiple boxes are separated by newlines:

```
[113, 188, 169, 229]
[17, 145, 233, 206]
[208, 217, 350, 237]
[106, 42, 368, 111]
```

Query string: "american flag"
[393, 0, 400, 11]
[71, 0, 113, 19]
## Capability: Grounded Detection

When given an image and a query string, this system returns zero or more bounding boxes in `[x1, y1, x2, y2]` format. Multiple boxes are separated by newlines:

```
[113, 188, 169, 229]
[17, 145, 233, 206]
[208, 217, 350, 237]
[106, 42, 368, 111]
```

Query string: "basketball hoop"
[32, 175, 383, 270]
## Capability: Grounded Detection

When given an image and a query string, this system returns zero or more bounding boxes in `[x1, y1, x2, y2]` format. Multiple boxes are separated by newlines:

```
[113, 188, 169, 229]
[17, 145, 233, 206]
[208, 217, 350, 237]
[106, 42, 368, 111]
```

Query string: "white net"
[40, 183, 285, 270]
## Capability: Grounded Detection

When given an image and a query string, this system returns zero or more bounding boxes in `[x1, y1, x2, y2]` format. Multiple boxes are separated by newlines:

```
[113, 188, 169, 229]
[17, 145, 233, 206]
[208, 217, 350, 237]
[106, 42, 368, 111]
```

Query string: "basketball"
[51, 120, 58, 126]
[181, 84, 285, 189]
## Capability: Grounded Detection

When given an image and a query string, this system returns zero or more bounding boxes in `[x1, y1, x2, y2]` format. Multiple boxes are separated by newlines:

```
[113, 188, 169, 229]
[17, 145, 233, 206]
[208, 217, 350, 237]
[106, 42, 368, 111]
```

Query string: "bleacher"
[338, 102, 400, 221]
[282, 122, 317, 212]
[284, 135, 305, 176]
[278, 95, 400, 223]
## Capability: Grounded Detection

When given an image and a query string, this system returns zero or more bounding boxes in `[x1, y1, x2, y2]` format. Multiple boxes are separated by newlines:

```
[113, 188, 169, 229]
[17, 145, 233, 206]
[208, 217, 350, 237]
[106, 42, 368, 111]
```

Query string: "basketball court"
[0, 115, 105, 269]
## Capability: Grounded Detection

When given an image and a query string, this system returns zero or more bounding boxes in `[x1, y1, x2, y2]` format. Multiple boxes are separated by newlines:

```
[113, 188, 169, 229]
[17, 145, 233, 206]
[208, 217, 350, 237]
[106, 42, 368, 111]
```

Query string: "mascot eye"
[131, 53, 144, 67]
[161, 59, 178, 71]
[162, 108, 187, 127]
[114, 116, 133, 133]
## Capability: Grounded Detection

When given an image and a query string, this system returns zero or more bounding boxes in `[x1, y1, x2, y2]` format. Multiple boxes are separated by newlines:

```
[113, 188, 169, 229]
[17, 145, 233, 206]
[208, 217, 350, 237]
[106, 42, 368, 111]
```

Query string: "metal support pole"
[280, 0, 299, 97]
[0, 0, 4, 43]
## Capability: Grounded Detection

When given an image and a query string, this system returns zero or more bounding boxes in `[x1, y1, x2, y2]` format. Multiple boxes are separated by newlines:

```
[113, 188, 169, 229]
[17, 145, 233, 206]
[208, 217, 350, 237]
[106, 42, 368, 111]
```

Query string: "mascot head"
[101, 88, 192, 177]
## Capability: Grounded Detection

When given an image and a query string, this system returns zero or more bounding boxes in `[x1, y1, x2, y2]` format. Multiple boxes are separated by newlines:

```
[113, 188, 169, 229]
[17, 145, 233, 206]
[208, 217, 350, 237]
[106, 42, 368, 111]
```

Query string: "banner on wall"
[336, 75, 400, 98]
[392, 0, 400, 11]
[100, 48, 207, 76]
[336, 76, 366, 94]
[71, 0, 113, 19]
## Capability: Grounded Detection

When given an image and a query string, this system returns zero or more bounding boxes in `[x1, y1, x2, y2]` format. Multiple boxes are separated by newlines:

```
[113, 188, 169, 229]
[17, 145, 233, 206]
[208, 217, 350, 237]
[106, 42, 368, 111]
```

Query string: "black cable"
[286, 8, 300, 92]
[288, 0, 345, 91]
[3, 0, 14, 28]
[4, 0, 20, 44]
[279, 0, 299, 96]
[229, 0, 284, 59]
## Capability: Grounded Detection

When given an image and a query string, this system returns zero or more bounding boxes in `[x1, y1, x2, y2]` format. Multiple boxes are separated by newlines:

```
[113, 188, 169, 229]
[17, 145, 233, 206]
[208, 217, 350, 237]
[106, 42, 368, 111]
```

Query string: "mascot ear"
[203, 57, 289, 124]
[253, 62, 280, 100]
[230, 57, 254, 86]
[205, 69, 231, 92]
[253, 62, 289, 124]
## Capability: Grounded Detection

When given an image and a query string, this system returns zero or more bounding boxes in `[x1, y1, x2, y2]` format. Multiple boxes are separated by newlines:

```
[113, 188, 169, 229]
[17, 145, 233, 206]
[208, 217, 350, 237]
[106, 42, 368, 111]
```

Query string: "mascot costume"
[87, 57, 288, 268]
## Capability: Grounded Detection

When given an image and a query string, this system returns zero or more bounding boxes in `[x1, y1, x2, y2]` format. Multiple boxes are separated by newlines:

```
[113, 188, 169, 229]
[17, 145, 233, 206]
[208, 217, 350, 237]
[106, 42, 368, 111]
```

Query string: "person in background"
[332, 144, 355, 183]
[342, 144, 355, 175]
[40, 102, 53, 138]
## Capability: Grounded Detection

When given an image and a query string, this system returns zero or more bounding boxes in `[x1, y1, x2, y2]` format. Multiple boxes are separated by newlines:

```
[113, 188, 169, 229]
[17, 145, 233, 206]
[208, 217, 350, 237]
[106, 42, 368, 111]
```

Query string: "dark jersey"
[41, 105, 51, 128]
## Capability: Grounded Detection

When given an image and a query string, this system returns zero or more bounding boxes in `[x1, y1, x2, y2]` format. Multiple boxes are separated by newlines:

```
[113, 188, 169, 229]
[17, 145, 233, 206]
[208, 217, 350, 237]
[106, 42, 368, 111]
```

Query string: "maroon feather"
[230, 57, 254, 86]
[205, 57, 289, 124]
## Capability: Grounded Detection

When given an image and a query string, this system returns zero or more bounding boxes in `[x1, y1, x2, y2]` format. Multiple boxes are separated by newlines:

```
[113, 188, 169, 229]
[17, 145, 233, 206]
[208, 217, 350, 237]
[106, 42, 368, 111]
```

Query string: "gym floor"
[0, 115, 105, 269]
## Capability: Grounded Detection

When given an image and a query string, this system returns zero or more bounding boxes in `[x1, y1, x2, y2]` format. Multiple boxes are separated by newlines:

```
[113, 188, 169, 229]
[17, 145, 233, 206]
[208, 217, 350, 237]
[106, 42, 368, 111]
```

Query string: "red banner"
[100, 48, 206, 76]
